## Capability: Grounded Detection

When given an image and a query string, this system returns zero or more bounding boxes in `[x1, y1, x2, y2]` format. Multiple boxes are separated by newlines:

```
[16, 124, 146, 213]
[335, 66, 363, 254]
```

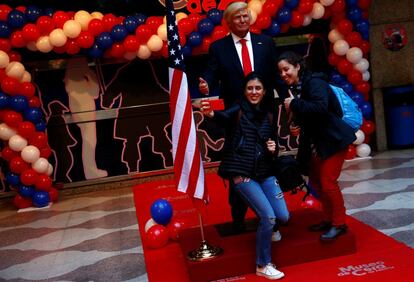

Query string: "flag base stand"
[187, 240, 223, 261]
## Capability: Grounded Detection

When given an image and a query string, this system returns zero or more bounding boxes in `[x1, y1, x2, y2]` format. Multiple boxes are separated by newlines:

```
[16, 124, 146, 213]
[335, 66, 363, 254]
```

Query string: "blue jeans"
[233, 176, 289, 266]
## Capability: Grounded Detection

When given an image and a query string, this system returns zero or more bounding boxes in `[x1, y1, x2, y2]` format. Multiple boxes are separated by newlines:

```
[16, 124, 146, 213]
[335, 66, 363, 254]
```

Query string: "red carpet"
[133, 173, 414, 282]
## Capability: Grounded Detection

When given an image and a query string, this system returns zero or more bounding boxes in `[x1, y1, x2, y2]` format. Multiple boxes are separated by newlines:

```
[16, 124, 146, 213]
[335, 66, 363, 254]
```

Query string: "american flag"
[166, 0, 207, 201]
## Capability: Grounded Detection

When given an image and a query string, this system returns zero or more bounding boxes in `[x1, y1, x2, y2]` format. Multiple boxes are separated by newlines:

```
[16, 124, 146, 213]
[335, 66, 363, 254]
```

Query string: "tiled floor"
[0, 149, 413, 281]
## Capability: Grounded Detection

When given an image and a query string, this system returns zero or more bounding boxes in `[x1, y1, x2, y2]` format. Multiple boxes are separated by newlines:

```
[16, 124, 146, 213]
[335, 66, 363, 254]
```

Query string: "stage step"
[178, 209, 357, 282]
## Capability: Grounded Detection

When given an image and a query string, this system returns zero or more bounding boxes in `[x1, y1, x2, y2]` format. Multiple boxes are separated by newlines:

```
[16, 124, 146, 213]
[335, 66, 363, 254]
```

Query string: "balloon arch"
[0, 0, 374, 209]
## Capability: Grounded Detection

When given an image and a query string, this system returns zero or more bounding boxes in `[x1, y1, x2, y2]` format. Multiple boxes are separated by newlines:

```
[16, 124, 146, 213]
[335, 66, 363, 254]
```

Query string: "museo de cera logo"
[158, 0, 238, 13]
[337, 261, 394, 277]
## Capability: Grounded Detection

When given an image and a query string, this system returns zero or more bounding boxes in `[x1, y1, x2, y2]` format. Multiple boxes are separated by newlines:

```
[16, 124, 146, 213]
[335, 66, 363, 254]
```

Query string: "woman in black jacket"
[277, 51, 356, 241]
[200, 72, 289, 280]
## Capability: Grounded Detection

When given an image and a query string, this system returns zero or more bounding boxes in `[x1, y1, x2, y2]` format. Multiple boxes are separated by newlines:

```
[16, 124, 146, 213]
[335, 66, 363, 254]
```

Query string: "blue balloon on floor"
[32, 191, 50, 208]
[19, 185, 35, 198]
[150, 199, 173, 225]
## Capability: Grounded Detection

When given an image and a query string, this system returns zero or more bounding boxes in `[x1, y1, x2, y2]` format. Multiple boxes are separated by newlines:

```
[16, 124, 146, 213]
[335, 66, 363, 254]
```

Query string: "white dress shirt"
[231, 32, 255, 72]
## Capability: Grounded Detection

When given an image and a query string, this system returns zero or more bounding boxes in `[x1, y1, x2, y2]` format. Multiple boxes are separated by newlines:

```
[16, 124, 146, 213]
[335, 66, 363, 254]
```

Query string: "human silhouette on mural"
[99, 59, 173, 173]
[46, 101, 77, 182]
[64, 58, 108, 179]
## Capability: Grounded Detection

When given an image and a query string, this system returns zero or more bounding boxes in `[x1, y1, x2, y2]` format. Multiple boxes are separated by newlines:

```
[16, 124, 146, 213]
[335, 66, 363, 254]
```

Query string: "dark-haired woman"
[277, 51, 356, 241]
[200, 72, 289, 280]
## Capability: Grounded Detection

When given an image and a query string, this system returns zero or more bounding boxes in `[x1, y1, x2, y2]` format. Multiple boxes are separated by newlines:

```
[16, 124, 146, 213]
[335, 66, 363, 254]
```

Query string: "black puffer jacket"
[213, 98, 276, 179]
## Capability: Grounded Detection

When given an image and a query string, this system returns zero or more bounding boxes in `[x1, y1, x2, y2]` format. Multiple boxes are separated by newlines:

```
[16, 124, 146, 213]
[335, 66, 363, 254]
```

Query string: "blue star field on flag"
[166, 0, 185, 71]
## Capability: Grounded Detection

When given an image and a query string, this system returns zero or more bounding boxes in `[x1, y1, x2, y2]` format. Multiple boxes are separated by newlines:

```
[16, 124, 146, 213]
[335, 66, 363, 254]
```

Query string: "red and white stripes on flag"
[168, 68, 207, 201]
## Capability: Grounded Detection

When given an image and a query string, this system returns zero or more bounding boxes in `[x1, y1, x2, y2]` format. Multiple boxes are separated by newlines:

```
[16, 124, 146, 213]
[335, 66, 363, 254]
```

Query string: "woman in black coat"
[277, 51, 356, 241]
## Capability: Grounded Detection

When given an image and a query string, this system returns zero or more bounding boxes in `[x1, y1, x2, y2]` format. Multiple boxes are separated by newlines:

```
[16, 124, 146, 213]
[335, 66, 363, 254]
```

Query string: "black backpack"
[273, 155, 308, 194]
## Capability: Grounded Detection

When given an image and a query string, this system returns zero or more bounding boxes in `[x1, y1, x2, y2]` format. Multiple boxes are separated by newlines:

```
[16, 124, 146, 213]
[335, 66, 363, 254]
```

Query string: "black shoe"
[320, 225, 348, 241]
[309, 221, 332, 232]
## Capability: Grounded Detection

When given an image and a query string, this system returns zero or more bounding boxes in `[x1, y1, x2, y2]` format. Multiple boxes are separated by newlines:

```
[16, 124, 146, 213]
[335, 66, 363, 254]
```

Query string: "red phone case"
[208, 99, 225, 110]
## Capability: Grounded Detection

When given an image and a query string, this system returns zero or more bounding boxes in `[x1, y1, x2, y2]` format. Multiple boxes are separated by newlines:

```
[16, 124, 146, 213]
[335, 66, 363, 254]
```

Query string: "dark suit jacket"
[202, 32, 279, 108]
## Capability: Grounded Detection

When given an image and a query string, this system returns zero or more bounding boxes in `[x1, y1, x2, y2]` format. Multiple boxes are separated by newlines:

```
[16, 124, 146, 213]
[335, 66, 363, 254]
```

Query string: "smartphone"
[208, 98, 225, 111]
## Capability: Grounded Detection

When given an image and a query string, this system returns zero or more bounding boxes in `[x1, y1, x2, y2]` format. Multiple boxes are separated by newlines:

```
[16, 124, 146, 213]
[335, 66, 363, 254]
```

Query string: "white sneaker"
[272, 230, 282, 242]
[256, 263, 285, 280]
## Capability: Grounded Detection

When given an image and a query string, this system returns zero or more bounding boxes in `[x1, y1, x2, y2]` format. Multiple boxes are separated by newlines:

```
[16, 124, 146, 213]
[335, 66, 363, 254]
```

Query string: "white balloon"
[0, 123, 17, 140]
[176, 12, 188, 22]
[47, 163, 54, 176]
[302, 14, 312, 26]
[328, 29, 344, 43]
[5, 61, 25, 80]
[362, 71, 371, 81]
[320, 0, 335, 6]
[27, 41, 38, 51]
[63, 20, 82, 38]
[247, 0, 263, 15]
[49, 28, 67, 47]
[8, 134, 28, 152]
[147, 35, 163, 52]
[32, 157, 50, 174]
[249, 10, 257, 25]
[346, 47, 363, 64]
[91, 11, 104, 20]
[21, 71, 32, 82]
[36, 36, 53, 53]
[356, 143, 371, 158]
[21, 145, 40, 163]
[353, 130, 365, 145]
[311, 3, 325, 19]
[157, 24, 167, 41]
[0, 50, 9, 68]
[74, 10, 92, 31]
[137, 45, 151, 59]
[145, 218, 157, 232]
[333, 39, 349, 56]
[123, 52, 137, 60]
[354, 58, 369, 72]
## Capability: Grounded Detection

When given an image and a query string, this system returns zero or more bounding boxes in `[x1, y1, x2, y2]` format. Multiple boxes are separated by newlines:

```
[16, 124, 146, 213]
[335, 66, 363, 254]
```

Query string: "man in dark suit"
[199, 1, 280, 233]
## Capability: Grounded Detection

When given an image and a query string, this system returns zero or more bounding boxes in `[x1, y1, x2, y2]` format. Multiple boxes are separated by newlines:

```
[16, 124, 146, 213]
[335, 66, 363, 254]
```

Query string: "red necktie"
[239, 39, 252, 76]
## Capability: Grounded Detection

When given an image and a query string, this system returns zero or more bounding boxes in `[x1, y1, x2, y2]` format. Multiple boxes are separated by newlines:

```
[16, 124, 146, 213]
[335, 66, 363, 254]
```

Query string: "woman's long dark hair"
[277, 51, 306, 78]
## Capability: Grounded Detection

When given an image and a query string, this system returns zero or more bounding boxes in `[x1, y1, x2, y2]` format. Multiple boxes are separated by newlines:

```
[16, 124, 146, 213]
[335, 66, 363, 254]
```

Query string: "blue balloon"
[207, 8, 222, 25]
[330, 71, 345, 85]
[150, 199, 173, 225]
[197, 18, 214, 35]
[0, 92, 9, 108]
[346, 0, 358, 6]
[277, 7, 292, 24]
[347, 7, 362, 22]
[360, 101, 372, 119]
[24, 107, 43, 123]
[96, 32, 113, 49]
[6, 172, 20, 186]
[19, 185, 35, 198]
[35, 121, 47, 131]
[111, 24, 128, 41]
[32, 191, 50, 208]
[356, 19, 370, 34]
[44, 8, 54, 17]
[7, 10, 26, 29]
[88, 44, 104, 58]
[25, 5, 43, 22]
[124, 16, 139, 33]
[182, 44, 192, 57]
[361, 31, 369, 41]
[264, 20, 281, 37]
[9, 95, 29, 112]
[134, 13, 147, 26]
[285, 0, 300, 9]
[350, 91, 365, 106]
[188, 32, 202, 47]
[340, 82, 353, 94]
[0, 22, 11, 38]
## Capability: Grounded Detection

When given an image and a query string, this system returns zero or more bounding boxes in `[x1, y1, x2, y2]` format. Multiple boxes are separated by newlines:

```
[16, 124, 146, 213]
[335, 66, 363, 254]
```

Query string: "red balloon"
[40, 146, 52, 158]
[290, 11, 304, 28]
[123, 35, 139, 52]
[300, 195, 321, 210]
[328, 52, 342, 66]
[76, 31, 94, 49]
[19, 82, 36, 97]
[345, 145, 357, 160]
[179, 34, 186, 48]
[0, 68, 6, 81]
[1, 146, 19, 161]
[263, 0, 283, 17]
[17, 121, 36, 139]
[29, 132, 48, 148]
[358, 0, 372, 10]
[337, 59, 352, 75]
[358, 40, 370, 55]
[345, 32, 362, 47]
[52, 11, 70, 28]
[22, 23, 41, 42]
[16, 6, 26, 13]
[211, 26, 228, 42]
[10, 31, 26, 48]
[361, 120, 375, 135]
[249, 25, 261, 34]
[20, 169, 39, 186]
[331, 0, 346, 12]
[102, 13, 118, 32]
[255, 14, 271, 30]
[145, 224, 169, 249]
[178, 18, 194, 36]
[13, 194, 33, 209]
[8, 51, 21, 62]
[167, 218, 186, 240]
[1, 77, 19, 95]
[146, 16, 163, 33]
[0, 38, 11, 53]
[36, 16, 55, 35]
[88, 19, 105, 36]
[3, 110, 23, 128]
[347, 69, 363, 85]
[109, 43, 125, 58]
[28, 96, 41, 108]
[9, 156, 30, 174]
[331, 11, 347, 26]
[65, 39, 80, 55]
[135, 25, 152, 43]
[280, 23, 290, 34]
[160, 42, 168, 58]
[201, 36, 212, 53]
[188, 13, 203, 30]
[49, 187, 59, 202]
[322, 6, 332, 20]
[297, 0, 314, 14]
[35, 174, 53, 191]
[356, 82, 371, 96]
[0, 4, 12, 21]
[337, 19, 353, 36]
